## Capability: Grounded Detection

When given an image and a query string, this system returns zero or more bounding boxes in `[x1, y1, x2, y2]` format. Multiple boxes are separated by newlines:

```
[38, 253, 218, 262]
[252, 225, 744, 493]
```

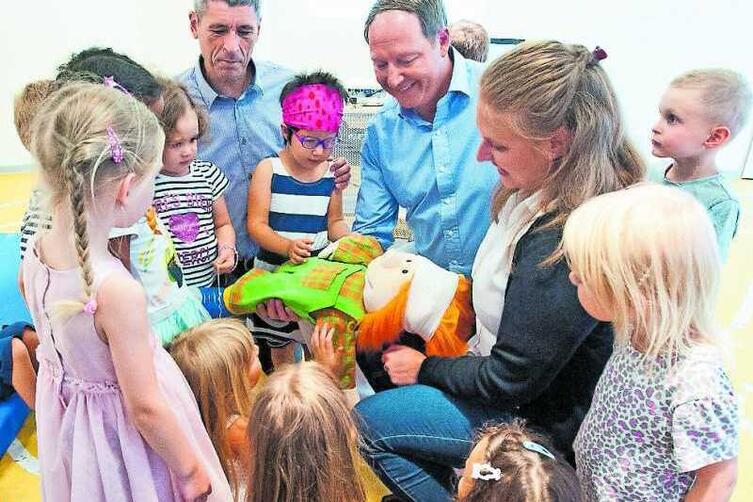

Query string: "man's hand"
[330, 157, 351, 191]
[256, 299, 299, 322]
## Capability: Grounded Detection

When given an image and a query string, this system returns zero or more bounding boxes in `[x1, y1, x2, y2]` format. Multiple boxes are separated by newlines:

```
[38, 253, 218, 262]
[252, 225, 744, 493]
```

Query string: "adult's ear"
[704, 125, 731, 150]
[548, 126, 571, 161]
[437, 27, 450, 57]
[115, 173, 137, 207]
[189, 11, 200, 39]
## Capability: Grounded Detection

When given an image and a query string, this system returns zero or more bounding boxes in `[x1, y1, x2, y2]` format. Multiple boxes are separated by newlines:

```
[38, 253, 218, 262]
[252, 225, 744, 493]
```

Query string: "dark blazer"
[418, 214, 614, 457]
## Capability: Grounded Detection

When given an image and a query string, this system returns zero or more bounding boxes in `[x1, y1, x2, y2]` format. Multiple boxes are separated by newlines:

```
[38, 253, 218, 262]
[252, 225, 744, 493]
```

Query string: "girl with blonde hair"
[355, 39, 644, 501]
[20, 82, 230, 501]
[246, 361, 366, 502]
[170, 318, 263, 499]
[564, 184, 738, 500]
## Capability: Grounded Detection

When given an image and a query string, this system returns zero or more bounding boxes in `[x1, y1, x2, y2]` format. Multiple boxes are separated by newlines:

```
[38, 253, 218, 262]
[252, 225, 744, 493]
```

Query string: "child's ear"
[115, 173, 137, 206]
[704, 125, 731, 149]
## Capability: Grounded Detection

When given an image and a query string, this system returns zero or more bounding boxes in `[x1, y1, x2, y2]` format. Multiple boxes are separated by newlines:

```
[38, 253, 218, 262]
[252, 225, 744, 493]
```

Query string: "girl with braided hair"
[20, 82, 231, 501]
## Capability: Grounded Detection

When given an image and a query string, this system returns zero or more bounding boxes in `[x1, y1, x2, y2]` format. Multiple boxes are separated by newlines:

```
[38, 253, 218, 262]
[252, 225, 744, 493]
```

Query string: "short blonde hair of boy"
[13, 80, 58, 150]
[169, 318, 259, 496]
[671, 68, 753, 138]
[246, 362, 366, 502]
[563, 183, 719, 363]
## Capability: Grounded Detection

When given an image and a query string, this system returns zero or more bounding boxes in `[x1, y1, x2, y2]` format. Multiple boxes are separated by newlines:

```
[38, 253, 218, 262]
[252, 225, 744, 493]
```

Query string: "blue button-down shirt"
[178, 58, 293, 260]
[353, 51, 498, 276]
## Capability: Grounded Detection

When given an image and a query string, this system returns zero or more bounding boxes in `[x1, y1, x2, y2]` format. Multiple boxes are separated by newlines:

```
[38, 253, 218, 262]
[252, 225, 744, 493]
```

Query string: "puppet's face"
[363, 250, 418, 311]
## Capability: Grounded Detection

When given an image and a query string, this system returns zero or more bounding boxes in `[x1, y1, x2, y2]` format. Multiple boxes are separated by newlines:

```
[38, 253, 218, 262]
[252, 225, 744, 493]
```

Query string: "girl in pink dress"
[20, 82, 231, 502]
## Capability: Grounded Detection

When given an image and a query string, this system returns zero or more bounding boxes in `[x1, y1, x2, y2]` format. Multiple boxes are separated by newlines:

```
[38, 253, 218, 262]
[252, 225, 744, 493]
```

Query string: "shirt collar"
[193, 56, 263, 105]
[446, 47, 474, 98]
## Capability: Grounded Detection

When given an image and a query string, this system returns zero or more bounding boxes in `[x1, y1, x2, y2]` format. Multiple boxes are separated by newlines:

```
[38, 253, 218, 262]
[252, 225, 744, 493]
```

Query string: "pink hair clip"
[590, 46, 608, 65]
[84, 299, 98, 315]
[107, 125, 124, 164]
[103, 76, 133, 97]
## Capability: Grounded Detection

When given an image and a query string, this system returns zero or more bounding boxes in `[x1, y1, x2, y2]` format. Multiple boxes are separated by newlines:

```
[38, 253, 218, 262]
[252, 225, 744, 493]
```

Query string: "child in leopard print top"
[563, 184, 738, 501]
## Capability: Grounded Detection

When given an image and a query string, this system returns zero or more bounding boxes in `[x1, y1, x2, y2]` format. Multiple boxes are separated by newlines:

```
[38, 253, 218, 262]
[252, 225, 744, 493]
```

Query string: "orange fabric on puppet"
[357, 250, 475, 357]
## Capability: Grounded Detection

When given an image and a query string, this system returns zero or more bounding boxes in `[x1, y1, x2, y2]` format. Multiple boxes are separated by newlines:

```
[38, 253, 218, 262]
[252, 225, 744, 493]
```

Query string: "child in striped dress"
[153, 80, 237, 288]
[247, 71, 350, 366]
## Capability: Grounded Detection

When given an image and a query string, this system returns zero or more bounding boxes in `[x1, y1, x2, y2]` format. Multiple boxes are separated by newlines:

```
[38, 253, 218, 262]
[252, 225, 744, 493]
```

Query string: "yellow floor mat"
[0, 172, 750, 500]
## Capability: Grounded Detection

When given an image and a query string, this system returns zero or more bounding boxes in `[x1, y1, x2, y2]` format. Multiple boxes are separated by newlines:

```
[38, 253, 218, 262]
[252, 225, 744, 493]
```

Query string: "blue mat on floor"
[0, 393, 30, 456]
[0, 233, 32, 457]
[0, 233, 31, 326]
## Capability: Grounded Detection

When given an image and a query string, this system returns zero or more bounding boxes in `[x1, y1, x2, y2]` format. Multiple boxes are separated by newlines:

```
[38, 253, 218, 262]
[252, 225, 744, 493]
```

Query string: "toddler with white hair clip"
[458, 419, 582, 502]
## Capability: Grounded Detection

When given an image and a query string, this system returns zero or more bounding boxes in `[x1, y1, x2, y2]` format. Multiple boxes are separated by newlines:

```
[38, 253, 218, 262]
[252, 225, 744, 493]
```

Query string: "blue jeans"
[354, 384, 511, 502]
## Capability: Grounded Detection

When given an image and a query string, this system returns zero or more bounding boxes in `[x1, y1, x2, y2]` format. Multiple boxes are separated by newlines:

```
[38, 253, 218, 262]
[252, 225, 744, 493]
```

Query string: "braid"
[29, 82, 165, 320]
[61, 149, 95, 304]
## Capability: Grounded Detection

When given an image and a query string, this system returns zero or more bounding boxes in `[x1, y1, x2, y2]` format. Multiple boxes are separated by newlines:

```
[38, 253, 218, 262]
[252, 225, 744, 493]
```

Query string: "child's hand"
[287, 238, 313, 264]
[176, 464, 212, 502]
[310, 322, 343, 378]
[213, 244, 236, 274]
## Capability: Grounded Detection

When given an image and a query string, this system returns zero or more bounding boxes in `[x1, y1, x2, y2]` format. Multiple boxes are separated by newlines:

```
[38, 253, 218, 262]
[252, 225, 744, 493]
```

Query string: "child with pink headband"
[247, 71, 350, 367]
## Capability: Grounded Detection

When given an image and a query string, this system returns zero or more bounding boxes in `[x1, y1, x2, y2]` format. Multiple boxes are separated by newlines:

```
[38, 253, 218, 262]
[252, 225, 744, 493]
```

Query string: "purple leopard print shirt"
[574, 343, 738, 500]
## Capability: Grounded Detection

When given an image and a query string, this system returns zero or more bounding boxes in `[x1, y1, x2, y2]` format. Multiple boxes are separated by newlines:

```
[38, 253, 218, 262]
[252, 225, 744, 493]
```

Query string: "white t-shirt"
[469, 192, 545, 355]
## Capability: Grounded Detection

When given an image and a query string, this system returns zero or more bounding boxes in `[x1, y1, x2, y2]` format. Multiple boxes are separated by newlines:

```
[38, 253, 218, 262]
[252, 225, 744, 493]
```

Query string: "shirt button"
[240, 138, 247, 145]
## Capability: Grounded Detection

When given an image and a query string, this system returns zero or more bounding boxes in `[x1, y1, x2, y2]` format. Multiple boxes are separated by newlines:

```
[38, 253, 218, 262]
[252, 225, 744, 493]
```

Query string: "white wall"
[2, 0, 752, 175]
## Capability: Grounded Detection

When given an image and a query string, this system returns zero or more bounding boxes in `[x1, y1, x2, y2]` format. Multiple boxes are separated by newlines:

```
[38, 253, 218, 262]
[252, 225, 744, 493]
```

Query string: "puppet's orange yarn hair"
[424, 276, 474, 357]
[357, 281, 411, 352]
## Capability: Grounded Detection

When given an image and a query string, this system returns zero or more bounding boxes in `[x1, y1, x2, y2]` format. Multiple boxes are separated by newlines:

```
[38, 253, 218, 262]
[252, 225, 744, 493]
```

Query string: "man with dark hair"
[179, 0, 351, 272]
[449, 19, 490, 62]
[354, 0, 497, 277]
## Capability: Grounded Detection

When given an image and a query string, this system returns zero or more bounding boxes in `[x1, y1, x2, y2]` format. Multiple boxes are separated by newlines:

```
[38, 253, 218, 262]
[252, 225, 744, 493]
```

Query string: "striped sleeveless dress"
[255, 157, 335, 270]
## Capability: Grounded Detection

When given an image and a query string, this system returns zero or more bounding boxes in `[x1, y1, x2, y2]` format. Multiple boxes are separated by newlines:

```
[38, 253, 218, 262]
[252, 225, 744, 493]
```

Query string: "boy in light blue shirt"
[650, 68, 752, 261]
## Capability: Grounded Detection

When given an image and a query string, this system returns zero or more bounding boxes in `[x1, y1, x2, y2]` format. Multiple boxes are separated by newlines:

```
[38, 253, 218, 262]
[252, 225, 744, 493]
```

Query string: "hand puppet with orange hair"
[357, 250, 475, 357]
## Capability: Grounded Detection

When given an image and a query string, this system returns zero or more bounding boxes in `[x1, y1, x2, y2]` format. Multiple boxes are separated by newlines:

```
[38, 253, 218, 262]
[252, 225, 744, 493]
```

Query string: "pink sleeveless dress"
[22, 243, 231, 502]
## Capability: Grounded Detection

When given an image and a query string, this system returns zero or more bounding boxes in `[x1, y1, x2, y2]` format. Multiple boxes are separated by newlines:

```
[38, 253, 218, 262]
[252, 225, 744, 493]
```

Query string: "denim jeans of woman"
[355, 384, 511, 502]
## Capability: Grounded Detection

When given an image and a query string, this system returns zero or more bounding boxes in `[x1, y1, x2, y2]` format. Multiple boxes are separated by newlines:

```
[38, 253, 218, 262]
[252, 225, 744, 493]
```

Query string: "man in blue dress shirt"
[353, 0, 498, 278]
[179, 0, 351, 270]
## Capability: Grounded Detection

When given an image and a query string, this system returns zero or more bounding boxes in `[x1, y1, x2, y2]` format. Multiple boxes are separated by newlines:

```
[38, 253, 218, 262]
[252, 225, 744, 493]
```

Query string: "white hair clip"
[471, 463, 502, 481]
